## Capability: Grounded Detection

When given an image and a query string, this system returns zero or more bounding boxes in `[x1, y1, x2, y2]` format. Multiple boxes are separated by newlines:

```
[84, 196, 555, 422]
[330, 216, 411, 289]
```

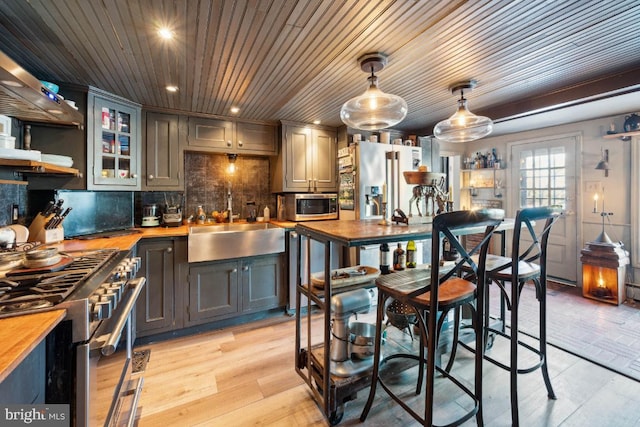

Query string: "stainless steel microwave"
[284, 193, 338, 221]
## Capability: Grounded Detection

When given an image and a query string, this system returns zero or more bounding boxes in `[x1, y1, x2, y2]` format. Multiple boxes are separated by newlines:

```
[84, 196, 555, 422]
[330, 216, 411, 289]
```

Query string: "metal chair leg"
[359, 291, 388, 421]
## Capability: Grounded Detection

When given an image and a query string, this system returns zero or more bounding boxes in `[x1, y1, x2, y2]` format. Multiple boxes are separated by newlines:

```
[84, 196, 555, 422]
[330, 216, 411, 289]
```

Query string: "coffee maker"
[162, 194, 183, 227]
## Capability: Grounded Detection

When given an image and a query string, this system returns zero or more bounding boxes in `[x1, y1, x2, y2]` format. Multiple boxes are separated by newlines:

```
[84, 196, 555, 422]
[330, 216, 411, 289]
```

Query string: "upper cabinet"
[272, 122, 337, 193]
[87, 88, 141, 190]
[27, 85, 142, 191]
[143, 111, 184, 190]
[187, 116, 276, 155]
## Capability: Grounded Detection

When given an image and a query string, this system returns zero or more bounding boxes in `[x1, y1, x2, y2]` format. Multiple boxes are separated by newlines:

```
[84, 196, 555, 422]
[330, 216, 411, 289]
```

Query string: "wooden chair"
[458, 205, 563, 426]
[360, 208, 505, 426]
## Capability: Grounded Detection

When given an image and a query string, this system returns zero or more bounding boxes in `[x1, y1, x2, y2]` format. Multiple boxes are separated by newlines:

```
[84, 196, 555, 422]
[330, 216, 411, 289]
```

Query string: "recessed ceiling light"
[230, 107, 240, 114]
[166, 85, 178, 92]
[313, 120, 321, 125]
[158, 27, 174, 40]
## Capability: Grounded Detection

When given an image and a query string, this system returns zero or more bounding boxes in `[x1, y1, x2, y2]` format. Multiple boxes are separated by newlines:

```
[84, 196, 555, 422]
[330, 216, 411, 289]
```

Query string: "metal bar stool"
[458, 205, 563, 426]
[360, 209, 505, 426]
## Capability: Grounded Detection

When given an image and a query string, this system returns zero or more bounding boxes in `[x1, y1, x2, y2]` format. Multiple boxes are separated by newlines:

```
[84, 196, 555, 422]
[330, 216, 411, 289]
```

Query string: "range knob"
[99, 291, 118, 311]
[92, 300, 113, 321]
[102, 282, 123, 301]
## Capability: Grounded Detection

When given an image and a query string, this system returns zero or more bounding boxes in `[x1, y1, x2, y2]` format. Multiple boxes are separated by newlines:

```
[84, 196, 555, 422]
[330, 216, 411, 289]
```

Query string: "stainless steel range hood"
[0, 50, 83, 127]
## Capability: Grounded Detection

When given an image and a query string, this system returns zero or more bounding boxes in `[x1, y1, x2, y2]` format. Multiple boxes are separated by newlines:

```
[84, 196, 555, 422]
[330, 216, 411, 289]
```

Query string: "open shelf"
[603, 130, 640, 139]
[0, 159, 81, 176]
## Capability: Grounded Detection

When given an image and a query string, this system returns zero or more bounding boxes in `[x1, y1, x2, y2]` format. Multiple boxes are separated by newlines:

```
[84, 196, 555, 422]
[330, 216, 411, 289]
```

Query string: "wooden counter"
[295, 218, 515, 247]
[0, 309, 66, 383]
[43, 220, 296, 253]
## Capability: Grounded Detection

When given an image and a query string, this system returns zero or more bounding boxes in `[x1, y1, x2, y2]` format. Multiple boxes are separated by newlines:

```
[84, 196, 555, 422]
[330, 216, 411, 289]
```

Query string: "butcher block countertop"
[295, 218, 515, 247]
[0, 309, 66, 382]
[47, 220, 297, 253]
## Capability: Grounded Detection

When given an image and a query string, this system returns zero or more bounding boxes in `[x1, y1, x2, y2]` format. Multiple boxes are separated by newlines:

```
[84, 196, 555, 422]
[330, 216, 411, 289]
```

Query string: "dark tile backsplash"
[184, 153, 274, 221]
[0, 182, 27, 226]
[11, 152, 274, 230]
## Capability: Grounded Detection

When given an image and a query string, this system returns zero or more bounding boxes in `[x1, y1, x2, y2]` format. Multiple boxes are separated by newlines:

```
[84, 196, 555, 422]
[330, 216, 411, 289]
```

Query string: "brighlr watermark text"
[0, 405, 68, 426]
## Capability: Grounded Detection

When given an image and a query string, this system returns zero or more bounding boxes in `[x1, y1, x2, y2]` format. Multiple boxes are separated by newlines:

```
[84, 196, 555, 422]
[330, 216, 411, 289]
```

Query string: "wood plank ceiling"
[0, 0, 638, 133]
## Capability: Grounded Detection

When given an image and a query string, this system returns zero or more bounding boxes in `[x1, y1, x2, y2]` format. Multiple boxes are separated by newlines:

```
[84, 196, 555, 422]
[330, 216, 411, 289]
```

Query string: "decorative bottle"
[406, 240, 417, 268]
[393, 243, 405, 271]
[23, 125, 31, 150]
[263, 205, 270, 221]
[379, 243, 390, 274]
[196, 206, 206, 224]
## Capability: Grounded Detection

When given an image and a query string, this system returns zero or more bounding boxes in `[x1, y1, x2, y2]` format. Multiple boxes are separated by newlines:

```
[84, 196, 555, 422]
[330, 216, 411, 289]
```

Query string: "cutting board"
[6, 255, 74, 277]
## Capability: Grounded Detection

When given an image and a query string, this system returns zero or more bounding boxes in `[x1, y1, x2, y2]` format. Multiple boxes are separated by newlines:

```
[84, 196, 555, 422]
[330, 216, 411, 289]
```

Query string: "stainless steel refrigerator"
[339, 141, 427, 267]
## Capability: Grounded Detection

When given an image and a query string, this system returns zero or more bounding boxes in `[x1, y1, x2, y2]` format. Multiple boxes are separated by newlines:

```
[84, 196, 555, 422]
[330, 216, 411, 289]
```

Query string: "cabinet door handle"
[148, 174, 154, 180]
[131, 173, 138, 179]
[238, 140, 243, 147]
[242, 265, 249, 271]
[166, 247, 172, 253]
[226, 140, 232, 147]
[231, 268, 238, 273]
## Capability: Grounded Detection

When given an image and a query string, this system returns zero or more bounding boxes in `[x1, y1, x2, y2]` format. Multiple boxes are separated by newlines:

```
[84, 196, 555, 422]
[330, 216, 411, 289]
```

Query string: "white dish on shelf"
[41, 153, 73, 167]
[0, 134, 16, 149]
[0, 148, 41, 161]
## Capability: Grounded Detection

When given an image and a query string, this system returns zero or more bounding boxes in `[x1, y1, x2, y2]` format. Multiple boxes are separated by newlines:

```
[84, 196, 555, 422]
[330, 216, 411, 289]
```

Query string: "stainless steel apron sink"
[188, 223, 285, 262]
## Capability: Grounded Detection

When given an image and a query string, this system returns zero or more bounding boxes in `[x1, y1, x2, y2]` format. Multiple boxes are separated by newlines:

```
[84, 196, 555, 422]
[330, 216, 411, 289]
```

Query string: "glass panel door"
[511, 136, 578, 283]
[93, 98, 138, 188]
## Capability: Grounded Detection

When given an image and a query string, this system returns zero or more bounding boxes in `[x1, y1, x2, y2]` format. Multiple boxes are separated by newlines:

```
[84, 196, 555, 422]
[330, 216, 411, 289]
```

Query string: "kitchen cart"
[294, 219, 514, 425]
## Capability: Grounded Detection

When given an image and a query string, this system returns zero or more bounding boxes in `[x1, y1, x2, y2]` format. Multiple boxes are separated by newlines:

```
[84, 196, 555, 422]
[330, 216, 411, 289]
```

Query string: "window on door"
[518, 147, 566, 208]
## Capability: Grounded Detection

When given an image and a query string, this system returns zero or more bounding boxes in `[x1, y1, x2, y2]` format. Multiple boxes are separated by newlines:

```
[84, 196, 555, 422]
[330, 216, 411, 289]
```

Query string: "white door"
[510, 136, 579, 283]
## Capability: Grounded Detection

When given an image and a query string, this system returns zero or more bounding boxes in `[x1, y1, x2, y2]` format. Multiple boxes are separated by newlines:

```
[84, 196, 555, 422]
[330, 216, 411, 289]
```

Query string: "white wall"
[439, 114, 634, 285]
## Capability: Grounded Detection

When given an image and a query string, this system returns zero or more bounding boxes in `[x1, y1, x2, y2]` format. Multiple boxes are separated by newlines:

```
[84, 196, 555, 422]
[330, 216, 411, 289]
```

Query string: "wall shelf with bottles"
[460, 168, 505, 199]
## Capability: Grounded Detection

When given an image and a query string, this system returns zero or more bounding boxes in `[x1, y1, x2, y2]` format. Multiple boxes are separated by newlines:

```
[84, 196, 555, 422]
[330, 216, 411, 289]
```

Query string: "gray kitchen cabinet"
[186, 254, 284, 325]
[27, 85, 141, 191]
[87, 87, 142, 190]
[187, 259, 240, 323]
[136, 238, 181, 337]
[143, 111, 184, 190]
[236, 121, 277, 155]
[241, 255, 283, 312]
[187, 116, 276, 155]
[272, 122, 337, 192]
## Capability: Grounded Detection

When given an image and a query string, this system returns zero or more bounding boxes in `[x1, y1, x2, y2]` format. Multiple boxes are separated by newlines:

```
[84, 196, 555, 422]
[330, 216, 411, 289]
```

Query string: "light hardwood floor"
[134, 312, 640, 427]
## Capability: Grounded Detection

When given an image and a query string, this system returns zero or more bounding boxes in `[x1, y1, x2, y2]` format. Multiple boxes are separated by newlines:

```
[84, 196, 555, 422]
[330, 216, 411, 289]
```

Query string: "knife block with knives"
[27, 200, 71, 244]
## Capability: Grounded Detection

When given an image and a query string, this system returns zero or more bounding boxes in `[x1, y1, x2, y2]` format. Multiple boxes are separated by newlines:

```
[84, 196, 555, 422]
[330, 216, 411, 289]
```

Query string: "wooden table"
[293, 218, 514, 424]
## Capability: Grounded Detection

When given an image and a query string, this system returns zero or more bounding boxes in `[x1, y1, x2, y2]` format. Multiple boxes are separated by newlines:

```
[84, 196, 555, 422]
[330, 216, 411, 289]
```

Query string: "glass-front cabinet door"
[88, 88, 141, 190]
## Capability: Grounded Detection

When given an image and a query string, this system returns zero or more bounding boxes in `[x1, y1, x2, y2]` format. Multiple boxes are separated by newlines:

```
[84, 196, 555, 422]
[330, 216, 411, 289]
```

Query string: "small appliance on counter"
[162, 194, 182, 227]
[162, 204, 182, 227]
[141, 204, 160, 227]
[246, 201, 257, 222]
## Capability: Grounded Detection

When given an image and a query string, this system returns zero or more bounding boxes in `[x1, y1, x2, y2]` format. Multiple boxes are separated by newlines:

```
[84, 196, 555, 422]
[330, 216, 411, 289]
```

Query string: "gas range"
[0, 248, 141, 342]
[0, 249, 117, 314]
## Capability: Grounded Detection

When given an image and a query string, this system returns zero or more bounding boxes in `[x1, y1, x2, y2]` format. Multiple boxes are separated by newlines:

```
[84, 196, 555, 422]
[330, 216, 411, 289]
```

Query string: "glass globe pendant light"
[340, 53, 407, 131]
[433, 80, 493, 143]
